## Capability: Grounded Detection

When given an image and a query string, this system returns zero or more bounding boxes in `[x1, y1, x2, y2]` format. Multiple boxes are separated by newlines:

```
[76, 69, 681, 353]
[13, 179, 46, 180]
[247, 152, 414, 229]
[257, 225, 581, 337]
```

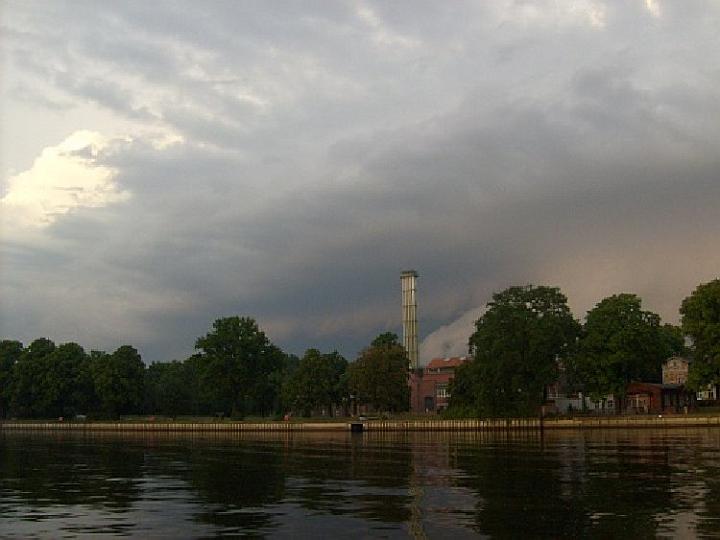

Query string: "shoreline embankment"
[3, 415, 720, 432]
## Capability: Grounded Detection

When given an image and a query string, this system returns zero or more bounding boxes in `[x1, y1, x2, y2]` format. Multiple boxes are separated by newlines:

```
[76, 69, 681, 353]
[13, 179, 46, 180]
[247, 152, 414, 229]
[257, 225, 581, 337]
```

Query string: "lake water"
[1, 428, 720, 538]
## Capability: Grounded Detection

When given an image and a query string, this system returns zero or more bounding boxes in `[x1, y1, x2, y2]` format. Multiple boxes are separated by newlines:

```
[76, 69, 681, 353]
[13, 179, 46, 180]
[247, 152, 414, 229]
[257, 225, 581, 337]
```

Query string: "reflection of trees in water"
[683, 429, 720, 537]
[177, 443, 286, 534]
[168, 430, 720, 537]
[168, 434, 413, 529]
[579, 431, 676, 538]
[698, 476, 720, 536]
[6, 428, 720, 537]
[279, 434, 412, 523]
[452, 430, 681, 538]
[141, 433, 414, 530]
[0, 433, 144, 510]
[454, 431, 591, 537]
[1, 431, 414, 534]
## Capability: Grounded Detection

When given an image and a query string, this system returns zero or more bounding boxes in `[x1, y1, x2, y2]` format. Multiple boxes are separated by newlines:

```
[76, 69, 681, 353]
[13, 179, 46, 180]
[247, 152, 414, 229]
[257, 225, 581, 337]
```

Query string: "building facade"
[409, 356, 468, 413]
[624, 382, 694, 414]
[662, 356, 690, 385]
[697, 384, 719, 401]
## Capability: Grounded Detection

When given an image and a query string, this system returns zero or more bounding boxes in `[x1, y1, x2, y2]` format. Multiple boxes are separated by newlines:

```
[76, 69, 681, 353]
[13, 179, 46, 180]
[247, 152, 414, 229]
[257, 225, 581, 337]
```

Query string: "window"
[436, 384, 450, 399]
[424, 396, 435, 411]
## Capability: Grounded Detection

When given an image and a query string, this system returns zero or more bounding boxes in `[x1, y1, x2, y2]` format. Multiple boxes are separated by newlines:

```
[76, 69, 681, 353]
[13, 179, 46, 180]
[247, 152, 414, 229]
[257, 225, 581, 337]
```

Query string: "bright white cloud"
[645, 0, 661, 18]
[1, 130, 130, 228]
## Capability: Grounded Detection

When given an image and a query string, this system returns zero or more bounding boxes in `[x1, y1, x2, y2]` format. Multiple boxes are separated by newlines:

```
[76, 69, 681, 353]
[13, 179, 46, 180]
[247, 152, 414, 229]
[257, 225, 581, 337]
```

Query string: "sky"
[1, 1, 719, 364]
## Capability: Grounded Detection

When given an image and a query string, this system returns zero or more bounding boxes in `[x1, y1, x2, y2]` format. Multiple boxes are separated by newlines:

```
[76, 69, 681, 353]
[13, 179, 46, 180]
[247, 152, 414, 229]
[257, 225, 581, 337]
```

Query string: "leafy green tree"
[143, 361, 163, 414]
[275, 353, 299, 415]
[195, 316, 284, 417]
[450, 285, 580, 417]
[91, 346, 145, 418]
[681, 279, 720, 390]
[284, 349, 348, 416]
[182, 353, 214, 415]
[144, 361, 193, 418]
[660, 324, 686, 357]
[348, 336, 409, 413]
[573, 294, 679, 402]
[282, 353, 300, 376]
[372, 332, 400, 348]
[25, 338, 56, 359]
[0, 340, 23, 418]
[40, 342, 92, 418]
[444, 360, 481, 418]
[267, 353, 300, 417]
[9, 338, 56, 417]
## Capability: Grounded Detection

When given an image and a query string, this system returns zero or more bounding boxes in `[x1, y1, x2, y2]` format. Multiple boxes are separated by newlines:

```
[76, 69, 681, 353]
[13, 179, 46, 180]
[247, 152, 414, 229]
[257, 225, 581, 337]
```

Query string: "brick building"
[409, 356, 469, 413]
[624, 382, 694, 414]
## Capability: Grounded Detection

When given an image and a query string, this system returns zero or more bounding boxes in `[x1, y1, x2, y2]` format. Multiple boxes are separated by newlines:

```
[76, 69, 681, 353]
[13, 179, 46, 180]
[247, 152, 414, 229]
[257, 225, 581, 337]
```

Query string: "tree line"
[447, 279, 720, 417]
[0, 317, 409, 420]
[2, 279, 718, 421]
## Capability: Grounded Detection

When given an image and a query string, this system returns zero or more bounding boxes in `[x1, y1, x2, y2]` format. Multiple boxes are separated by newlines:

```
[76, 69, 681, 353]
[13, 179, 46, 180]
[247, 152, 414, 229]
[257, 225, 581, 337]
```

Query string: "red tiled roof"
[426, 356, 469, 370]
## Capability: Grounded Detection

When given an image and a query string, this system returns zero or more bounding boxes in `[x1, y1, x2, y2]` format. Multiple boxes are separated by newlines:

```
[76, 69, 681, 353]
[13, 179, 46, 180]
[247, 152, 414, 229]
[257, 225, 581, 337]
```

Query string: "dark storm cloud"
[2, 1, 720, 362]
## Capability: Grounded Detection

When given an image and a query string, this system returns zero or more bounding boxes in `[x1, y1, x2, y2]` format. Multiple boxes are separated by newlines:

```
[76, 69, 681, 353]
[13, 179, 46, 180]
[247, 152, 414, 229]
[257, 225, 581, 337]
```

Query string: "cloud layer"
[2, 131, 130, 228]
[2, 1, 719, 362]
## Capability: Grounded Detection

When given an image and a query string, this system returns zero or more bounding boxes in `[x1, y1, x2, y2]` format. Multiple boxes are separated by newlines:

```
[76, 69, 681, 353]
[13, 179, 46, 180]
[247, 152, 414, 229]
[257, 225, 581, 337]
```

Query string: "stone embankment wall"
[2, 416, 720, 432]
[0, 422, 347, 432]
[365, 415, 720, 431]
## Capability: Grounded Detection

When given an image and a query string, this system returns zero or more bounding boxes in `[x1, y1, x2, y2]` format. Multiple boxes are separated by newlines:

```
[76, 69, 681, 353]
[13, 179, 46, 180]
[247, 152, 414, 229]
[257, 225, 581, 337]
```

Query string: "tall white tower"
[401, 270, 419, 370]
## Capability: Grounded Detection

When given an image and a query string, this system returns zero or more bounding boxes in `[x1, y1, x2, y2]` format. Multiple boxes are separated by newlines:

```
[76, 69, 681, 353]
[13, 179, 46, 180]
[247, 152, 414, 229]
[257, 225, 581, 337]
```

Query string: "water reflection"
[1, 429, 720, 538]
[0, 433, 145, 508]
